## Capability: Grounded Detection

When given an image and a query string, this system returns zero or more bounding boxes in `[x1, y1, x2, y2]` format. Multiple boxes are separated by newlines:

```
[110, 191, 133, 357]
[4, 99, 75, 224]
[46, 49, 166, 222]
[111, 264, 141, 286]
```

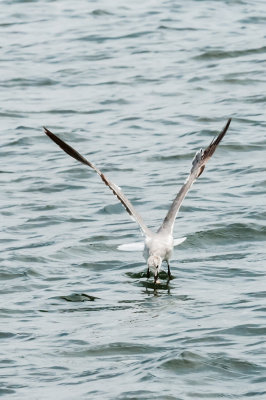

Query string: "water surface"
[1, 0, 266, 399]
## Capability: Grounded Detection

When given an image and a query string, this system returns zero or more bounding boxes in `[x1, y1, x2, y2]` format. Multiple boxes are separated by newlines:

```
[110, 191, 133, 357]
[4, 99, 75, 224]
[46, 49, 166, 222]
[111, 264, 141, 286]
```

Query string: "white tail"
[118, 242, 145, 252]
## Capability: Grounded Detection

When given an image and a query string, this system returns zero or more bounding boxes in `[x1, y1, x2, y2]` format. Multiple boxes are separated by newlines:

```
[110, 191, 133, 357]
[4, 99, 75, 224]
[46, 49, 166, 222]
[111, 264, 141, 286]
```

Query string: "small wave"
[217, 324, 266, 337]
[0, 77, 57, 88]
[61, 342, 159, 357]
[191, 223, 266, 245]
[160, 350, 261, 376]
[91, 9, 114, 16]
[195, 45, 266, 60]
[158, 25, 198, 31]
[76, 30, 153, 43]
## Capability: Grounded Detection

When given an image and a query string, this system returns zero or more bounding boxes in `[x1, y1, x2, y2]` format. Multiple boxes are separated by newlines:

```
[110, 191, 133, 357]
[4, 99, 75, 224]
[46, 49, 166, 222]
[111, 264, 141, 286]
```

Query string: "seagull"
[44, 118, 231, 283]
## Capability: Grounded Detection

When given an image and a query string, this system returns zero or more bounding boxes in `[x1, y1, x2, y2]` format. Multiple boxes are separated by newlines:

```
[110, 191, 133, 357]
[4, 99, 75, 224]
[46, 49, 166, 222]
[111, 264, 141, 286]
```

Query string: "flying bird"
[44, 118, 231, 283]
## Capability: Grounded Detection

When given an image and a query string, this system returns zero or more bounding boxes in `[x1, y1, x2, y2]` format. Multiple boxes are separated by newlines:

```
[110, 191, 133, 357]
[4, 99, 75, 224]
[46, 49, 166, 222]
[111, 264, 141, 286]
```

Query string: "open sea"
[1, 0, 266, 399]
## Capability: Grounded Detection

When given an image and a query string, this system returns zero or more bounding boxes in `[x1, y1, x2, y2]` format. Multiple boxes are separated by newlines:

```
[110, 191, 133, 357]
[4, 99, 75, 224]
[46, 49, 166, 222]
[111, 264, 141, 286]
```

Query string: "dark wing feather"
[43, 127, 151, 236]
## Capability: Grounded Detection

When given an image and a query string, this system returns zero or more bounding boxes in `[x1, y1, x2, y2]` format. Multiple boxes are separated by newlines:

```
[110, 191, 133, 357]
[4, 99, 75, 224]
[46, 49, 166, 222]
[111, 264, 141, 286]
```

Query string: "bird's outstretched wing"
[158, 118, 231, 235]
[43, 127, 152, 237]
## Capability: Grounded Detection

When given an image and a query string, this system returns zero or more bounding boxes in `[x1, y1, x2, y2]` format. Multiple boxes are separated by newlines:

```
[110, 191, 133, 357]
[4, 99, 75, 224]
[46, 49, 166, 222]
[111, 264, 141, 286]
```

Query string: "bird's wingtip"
[226, 117, 232, 128]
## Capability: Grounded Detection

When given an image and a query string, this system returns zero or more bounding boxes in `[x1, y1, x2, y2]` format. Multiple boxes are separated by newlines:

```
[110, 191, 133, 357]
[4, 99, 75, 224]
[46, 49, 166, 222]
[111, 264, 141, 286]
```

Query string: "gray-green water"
[1, 1, 266, 399]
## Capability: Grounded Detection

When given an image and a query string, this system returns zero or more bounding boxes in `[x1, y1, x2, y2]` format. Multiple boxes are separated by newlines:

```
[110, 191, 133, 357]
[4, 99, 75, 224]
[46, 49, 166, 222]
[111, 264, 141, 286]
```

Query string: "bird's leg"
[167, 261, 172, 279]
[147, 268, 150, 278]
[154, 272, 159, 284]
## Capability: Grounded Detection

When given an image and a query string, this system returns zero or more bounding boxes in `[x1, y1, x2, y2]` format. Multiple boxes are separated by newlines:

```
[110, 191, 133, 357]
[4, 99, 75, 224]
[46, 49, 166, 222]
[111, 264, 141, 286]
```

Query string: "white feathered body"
[144, 234, 174, 263]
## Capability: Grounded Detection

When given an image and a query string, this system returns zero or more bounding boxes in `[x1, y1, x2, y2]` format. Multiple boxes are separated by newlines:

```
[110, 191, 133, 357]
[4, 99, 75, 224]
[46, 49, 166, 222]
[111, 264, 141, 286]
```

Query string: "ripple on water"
[1, 0, 266, 399]
[160, 350, 264, 382]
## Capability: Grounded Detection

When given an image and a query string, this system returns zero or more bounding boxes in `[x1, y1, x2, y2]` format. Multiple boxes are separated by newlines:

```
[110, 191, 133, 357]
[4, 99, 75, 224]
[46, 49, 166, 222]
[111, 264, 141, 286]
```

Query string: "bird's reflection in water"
[141, 273, 173, 296]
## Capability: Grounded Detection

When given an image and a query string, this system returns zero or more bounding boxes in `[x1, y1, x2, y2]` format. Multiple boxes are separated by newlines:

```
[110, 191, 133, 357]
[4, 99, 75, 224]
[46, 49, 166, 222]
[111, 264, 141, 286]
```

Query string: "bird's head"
[147, 255, 162, 279]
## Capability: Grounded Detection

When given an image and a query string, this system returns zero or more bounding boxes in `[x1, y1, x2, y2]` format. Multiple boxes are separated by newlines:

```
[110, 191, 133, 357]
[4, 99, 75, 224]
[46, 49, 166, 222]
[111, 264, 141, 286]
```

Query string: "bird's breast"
[144, 235, 173, 261]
